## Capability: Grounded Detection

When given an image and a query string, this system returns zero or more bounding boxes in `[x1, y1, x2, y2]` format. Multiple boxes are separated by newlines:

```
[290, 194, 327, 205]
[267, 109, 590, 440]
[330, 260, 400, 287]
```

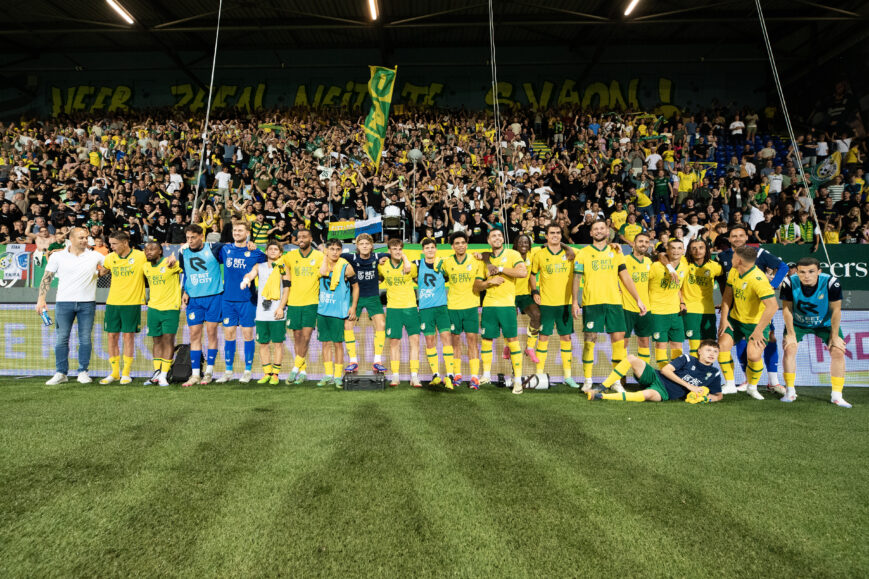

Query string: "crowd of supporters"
[0, 104, 866, 255]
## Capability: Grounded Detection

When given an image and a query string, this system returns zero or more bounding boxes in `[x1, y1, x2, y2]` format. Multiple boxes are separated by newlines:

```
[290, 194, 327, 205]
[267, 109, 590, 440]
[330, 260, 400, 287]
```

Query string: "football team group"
[37, 219, 851, 408]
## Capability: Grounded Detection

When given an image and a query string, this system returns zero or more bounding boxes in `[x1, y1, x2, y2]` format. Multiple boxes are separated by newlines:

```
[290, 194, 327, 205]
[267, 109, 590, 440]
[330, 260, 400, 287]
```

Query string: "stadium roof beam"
[629, 0, 742, 21]
[790, 0, 862, 17]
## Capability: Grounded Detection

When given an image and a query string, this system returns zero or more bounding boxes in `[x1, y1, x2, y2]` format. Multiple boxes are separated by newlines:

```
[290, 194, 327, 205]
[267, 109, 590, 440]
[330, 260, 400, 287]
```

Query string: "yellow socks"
[109, 356, 120, 378]
[536, 342, 549, 373]
[344, 330, 357, 361]
[611, 340, 627, 366]
[603, 359, 632, 389]
[831, 376, 844, 393]
[122, 356, 133, 377]
[509, 344, 523, 378]
[443, 345, 454, 376]
[390, 360, 400, 376]
[526, 329, 538, 353]
[153, 358, 161, 371]
[481, 340, 494, 375]
[333, 364, 343, 380]
[374, 330, 386, 361]
[656, 348, 669, 369]
[293, 355, 304, 371]
[602, 391, 646, 402]
[271, 363, 281, 376]
[671, 348, 683, 360]
[718, 351, 734, 381]
[409, 359, 420, 375]
[160, 358, 172, 373]
[784, 372, 795, 388]
[560, 339, 573, 379]
[426, 347, 439, 374]
[263, 364, 273, 375]
[582, 341, 595, 379]
[300, 359, 307, 374]
[637, 345, 651, 364]
[323, 361, 333, 377]
[689, 339, 701, 357]
[746, 360, 764, 387]
[469, 358, 480, 378]
[453, 355, 462, 377]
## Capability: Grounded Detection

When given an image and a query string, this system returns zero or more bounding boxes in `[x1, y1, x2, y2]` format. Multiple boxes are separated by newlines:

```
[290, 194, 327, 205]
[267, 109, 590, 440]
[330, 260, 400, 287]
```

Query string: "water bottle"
[40, 310, 53, 326]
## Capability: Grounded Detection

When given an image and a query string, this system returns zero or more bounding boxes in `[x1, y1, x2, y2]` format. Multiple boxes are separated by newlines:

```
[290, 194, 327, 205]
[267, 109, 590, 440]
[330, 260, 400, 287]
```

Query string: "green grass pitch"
[1, 378, 867, 576]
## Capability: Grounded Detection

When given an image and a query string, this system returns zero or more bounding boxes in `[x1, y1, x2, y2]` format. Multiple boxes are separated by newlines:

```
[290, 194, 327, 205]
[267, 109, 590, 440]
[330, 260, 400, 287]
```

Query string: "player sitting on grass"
[316, 239, 359, 389]
[780, 257, 851, 408]
[589, 340, 723, 403]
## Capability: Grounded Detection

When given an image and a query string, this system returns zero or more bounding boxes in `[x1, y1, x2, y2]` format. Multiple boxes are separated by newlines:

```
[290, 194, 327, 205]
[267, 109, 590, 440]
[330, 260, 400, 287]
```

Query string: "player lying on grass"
[780, 257, 851, 408]
[588, 340, 723, 403]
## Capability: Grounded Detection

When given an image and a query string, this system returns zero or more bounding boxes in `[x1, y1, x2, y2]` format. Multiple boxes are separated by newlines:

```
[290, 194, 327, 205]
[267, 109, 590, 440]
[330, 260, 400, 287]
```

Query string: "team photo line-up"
[36, 218, 851, 407]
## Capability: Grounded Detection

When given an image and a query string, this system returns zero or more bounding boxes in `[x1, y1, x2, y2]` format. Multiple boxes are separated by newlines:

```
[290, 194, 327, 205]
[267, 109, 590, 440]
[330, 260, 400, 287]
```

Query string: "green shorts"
[651, 313, 685, 343]
[623, 309, 652, 338]
[639, 362, 669, 401]
[481, 306, 519, 340]
[287, 304, 318, 330]
[146, 308, 179, 337]
[449, 307, 479, 335]
[420, 306, 451, 336]
[786, 325, 842, 344]
[516, 294, 534, 314]
[256, 320, 286, 344]
[105, 304, 142, 334]
[540, 304, 573, 337]
[683, 313, 718, 341]
[356, 295, 384, 319]
[725, 316, 770, 343]
[582, 303, 626, 334]
[317, 315, 346, 343]
[386, 307, 421, 339]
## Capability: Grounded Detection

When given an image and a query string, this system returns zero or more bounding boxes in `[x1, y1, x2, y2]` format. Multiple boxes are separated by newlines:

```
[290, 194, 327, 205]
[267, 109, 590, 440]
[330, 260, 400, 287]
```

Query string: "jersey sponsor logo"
[423, 272, 438, 287]
[188, 256, 207, 271]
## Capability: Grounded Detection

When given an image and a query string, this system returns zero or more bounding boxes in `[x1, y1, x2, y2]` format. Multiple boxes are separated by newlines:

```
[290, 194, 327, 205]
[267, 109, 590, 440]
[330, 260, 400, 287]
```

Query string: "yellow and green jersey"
[684, 258, 723, 314]
[143, 257, 182, 310]
[532, 246, 574, 306]
[439, 254, 482, 310]
[482, 248, 524, 308]
[378, 259, 418, 308]
[727, 265, 775, 324]
[621, 254, 651, 313]
[515, 246, 541, 296]
[648, 260, 687, 315]
[573, 244, 624, 307]
[105, 249, 147, 306]
[618, 223, 644, 243]
[280, 248, 324, 306]
[610, 210, 628, 233]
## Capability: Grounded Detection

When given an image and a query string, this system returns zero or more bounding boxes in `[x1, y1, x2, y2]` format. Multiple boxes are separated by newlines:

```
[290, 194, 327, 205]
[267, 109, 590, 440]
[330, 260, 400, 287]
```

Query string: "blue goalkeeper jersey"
[659, 355, 722, 400]
[220, 244, 266, 303]
[343, 252, 380, 298]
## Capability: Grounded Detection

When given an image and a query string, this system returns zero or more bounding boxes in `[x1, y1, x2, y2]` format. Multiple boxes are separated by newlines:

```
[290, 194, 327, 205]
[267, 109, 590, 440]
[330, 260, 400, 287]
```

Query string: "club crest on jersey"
[691, 365, 696, 370]
[819, 294, 824, 299]
[706, 372, 712, 378]
[608, 252, 614, 258]
[128, 258, 135, 264]
[310, 259, 316, 265]
[466, 264, 472, 271]
[160, 267, 166, 273]
[704, 270, 711, 276]
[245, 251, 250, 257]
[742, 282, 748, 289]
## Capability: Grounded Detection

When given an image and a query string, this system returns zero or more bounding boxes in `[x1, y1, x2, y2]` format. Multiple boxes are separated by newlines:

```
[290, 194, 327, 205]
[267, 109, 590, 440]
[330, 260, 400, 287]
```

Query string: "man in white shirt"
[646, 151, 663, 171]
[36, 227, 105, 385]
[214, 165, 233, 204]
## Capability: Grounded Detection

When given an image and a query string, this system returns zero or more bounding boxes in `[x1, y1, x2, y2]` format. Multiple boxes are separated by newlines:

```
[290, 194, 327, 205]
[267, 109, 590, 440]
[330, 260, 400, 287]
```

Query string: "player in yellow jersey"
[440, 231, 483, 387]
[473, 229, 527, 394]
[648, 239, 688, 370]
[279, 229, 324, 384]
[620, 233, 653, 383]
[530, 224, 578, 388]
[142, 242, 181, 387]
[572, 221, 647, 391]
[682, 239, 723, 357]
[719, 246, 778, 400]
[97, 230, 147, 384]
[378, 238, 421, 387]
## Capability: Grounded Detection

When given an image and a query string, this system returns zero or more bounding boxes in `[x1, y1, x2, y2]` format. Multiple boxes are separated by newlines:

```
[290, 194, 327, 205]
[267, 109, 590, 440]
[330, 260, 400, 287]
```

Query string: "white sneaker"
[736, 382, 748, 392]
[45, 373, 68, 385]
[240, 370, 253, 383]
[215, 371, 234, 384]
[512, 378, 524, 395]
[769, 384, 786, 396]
[76, 372, 92, 384]
[746, 386, 764, 400]
[157, 377, 170, 387]
[120, 376, 133, 385]
[100, 375, 117, 385]
[581, 379, 594, 393]
[200, 371, 213, 385]
[831, 398, 852, 409]
[611, 383, 626, 394]
[721, 382, 737, 395]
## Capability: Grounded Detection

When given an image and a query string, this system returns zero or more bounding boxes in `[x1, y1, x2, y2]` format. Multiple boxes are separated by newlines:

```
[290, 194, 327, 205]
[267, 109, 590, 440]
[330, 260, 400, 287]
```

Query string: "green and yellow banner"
[362, 66, 397, 169]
